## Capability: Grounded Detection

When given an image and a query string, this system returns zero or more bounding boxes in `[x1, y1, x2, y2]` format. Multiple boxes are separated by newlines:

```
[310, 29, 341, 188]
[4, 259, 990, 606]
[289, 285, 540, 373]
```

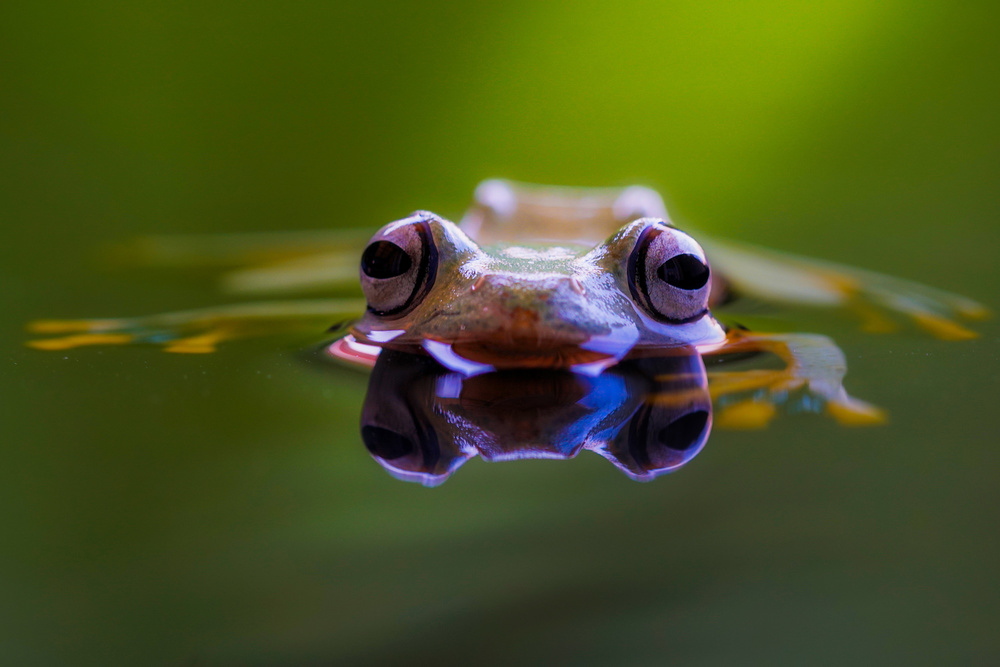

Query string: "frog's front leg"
[114, 229, 371, 269]
[111, 230, 370, 298]
[702, 237, 988, 340]
[704, 330, 885, 428]
[27, 299, 366, 354]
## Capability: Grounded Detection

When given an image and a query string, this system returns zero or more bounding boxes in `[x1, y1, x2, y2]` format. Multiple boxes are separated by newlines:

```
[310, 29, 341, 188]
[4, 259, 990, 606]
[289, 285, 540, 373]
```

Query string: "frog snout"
[470, 274, 582, 309]
[422, 272, 626, 369]
[473, 272, 584, 294]
[462, 274, 596, 340]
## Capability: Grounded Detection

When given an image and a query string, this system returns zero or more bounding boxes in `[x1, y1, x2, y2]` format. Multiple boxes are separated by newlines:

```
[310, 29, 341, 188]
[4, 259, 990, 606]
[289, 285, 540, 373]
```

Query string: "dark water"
[3, 3, 999, 665]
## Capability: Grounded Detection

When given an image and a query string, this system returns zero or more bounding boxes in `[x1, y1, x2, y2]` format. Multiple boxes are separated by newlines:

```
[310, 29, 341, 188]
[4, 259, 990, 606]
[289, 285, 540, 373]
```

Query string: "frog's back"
[460, 180, 670, 246]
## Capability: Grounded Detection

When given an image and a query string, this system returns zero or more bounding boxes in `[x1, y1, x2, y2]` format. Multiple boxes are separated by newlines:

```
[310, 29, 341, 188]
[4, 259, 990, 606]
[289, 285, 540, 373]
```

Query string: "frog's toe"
[909, 312, 979, 341]
[162, 330, 231, 354]
[826, 395, 886, 426]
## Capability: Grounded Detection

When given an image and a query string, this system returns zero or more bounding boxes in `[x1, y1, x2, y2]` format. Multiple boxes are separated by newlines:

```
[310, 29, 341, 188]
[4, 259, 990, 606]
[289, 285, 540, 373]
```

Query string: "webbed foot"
[27, 299, 366, 353]
[706, 330, 886, 429]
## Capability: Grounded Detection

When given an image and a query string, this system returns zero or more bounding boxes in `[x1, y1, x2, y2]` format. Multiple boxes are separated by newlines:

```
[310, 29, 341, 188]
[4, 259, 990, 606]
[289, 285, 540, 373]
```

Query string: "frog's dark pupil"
[657, 410, 709, 451]
[656, 254, 709, 290]
[361, 241, 413, 279]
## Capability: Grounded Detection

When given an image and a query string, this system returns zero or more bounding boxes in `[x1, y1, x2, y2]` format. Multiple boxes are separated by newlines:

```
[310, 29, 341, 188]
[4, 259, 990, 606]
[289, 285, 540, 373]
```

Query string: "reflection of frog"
[359, 336, 889, 485]
[29, 180, 985, 385]
[360, 349, 714, 485]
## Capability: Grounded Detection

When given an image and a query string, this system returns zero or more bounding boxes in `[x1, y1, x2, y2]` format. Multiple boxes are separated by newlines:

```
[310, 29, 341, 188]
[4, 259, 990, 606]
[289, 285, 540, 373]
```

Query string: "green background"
[1, 2, 998, 664]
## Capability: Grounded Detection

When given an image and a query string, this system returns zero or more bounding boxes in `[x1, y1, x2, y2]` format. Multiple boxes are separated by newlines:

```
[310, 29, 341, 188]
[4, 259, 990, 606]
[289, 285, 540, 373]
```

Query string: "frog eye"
[360, 216, 438, 316]
[627, 222, 711, 322]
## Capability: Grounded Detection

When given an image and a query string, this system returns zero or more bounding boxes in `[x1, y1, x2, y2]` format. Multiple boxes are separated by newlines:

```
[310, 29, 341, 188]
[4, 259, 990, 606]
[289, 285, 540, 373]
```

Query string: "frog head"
[350, 212, 725, 374]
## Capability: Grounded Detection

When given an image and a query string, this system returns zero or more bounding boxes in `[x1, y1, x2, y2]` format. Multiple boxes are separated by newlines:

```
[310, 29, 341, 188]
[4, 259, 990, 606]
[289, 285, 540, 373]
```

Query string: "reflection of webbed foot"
[707, 330, 886, 429]
[27, 299, 366, 354]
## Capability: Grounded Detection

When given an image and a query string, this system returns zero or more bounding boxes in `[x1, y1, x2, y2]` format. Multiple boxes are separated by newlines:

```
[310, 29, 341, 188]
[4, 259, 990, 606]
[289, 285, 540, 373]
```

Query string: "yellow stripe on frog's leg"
[706, 330, 886, 428]
[27, 333, 134, 351]
[26, 298, 367, 353]
[864, 287, 980, 341]
[27, 317, 138, 350]
[908, 312, 978, 341]
[163, 328, 234, 354]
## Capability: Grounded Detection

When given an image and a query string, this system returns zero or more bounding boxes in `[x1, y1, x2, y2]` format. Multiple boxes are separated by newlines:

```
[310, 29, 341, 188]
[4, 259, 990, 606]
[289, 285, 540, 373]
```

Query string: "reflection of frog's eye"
[657, 410, 710, 450]
[360, 217, 438, 316]
[361, 425, 415, 460]
[628, 223, 711, 322]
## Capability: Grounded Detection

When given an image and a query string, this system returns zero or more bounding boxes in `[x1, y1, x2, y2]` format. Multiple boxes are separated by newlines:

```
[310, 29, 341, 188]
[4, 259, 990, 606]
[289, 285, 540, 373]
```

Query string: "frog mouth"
[416, 325, 643, 376]
[342, 315, 648, 375]
[334, 331, 630, 375]
[344, 312, 725, 376]
[439, 340, 615, 370]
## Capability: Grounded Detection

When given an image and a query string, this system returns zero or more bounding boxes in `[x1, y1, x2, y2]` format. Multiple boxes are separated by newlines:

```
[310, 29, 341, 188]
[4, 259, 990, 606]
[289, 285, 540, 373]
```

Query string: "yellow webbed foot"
[707, 330, 885, 429]
[826, 396, 887, 426]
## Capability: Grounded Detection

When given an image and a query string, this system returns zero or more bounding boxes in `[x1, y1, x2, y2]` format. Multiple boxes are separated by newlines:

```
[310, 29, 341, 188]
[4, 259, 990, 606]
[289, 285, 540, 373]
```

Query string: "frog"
[28, 180, 986, 427]
[347, 181, 727, 376]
